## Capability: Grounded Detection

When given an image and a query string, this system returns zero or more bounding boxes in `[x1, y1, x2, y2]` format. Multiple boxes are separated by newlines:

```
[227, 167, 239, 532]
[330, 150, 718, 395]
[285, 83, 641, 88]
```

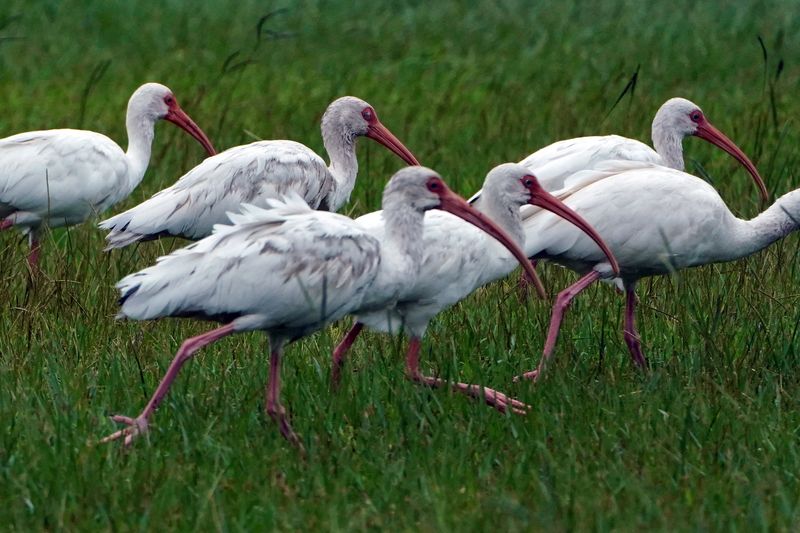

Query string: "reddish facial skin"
[690, 110, 767, 203]
[163, 96, 217, 157]
[362, 107, 420, 166]
[522, 175, 620, 277]
[427, 177, 543, 297]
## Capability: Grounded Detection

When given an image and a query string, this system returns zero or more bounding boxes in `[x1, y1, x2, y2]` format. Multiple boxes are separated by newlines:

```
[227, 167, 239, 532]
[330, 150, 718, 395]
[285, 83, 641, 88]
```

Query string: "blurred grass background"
[1, 0, 800, 530]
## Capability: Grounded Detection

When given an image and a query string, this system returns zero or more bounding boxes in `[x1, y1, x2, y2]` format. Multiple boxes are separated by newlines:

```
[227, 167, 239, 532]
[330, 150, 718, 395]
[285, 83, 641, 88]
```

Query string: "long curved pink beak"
[165, 103, 217, 157]
[437, 186, 544, 298]
[695, 120, 767, 203]
[367, 121, 420, 166]
[528, 179, 620, 277]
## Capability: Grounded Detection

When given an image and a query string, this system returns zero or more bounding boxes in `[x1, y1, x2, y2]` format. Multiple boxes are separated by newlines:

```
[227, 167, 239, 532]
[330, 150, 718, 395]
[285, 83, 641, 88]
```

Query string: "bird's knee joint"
[555, 290, 574, 309]
[266, 402, 286, 419]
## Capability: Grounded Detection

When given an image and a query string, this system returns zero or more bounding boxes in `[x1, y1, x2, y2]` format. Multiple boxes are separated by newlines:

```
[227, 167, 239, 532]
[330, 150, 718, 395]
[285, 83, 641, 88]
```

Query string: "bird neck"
[380, 197, 426, 269]
[124, 110, 157, 192]
[473, 194, 525, 248]
[356, 202, 426, 315]
[322, 124, 359, 212]
[729, 190, 800, 259]
[651, 121, 685, 171]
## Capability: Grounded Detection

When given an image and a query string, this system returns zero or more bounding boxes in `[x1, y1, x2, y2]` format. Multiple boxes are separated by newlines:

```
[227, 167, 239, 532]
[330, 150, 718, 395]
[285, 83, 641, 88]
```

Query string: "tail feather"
[104, 229, 148, 250]
[117, 282, 141, 307]
[100, 211, 150, 250]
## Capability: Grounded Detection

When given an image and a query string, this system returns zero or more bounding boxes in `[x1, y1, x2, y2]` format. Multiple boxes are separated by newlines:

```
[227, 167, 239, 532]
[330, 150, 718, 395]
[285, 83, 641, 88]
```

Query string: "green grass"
[2, 0, 800, 530]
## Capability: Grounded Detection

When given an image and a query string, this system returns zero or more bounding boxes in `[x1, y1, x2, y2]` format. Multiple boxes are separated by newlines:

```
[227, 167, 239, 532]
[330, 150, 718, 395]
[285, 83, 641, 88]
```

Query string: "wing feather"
[117, 203, 381, 334]
[0, 129, 128, 225]
[469, 135, 660, 204]
[101, 140, 332, 247]
[523, 166, 730, 273]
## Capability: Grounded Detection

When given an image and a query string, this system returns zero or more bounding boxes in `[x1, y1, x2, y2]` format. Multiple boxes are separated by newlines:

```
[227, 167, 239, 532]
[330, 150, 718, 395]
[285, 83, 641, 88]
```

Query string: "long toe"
[99, 414, 149, 446]
[512, 370, 540, 383]
[499, 393, 531, 416]
[476, 386, 530, 415]
[450, 383, 530, 416]
[267, 405, 304, 451]
[279, 419, 301, 446]
[276, 416, 305, 454]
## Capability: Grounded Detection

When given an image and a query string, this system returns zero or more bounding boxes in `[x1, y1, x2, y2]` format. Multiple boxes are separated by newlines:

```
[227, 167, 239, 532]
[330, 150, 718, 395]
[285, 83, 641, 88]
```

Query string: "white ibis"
[0, 83, 215, 267]
[469, 98, 767, 294]
[330, 163, 619, 413]
[100, 166, 533, 449]
[470, 97, 767, 203]
[100, 96, 419, 249]
[515, 160, 800, 381]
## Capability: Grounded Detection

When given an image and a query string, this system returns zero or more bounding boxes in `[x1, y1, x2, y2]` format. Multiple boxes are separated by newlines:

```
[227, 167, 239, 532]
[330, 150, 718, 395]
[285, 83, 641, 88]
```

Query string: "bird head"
[480, 162, 621, 285]
[127, 82, 216, 156]
[653, 97, 766, 202]
[382, 166, 540, 291]
[322, 96, 419, 166]
[654, 97, 708, 138]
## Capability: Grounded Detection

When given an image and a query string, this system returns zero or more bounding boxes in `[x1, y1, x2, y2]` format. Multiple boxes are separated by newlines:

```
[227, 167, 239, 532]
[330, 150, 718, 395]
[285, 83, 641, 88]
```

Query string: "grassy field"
[2, 0, 800, 530]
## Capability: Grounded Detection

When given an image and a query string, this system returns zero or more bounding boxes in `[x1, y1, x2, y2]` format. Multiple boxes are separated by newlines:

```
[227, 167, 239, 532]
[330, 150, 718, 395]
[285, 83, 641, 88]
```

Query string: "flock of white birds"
[2, 82, 798, 450]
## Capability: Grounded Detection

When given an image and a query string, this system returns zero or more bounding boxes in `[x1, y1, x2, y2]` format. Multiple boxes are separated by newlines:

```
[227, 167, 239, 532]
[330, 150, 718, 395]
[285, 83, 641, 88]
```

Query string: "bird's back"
[468, 135, 660, 205]
[101, 140, 333, 247]
[519, 135, 660, 191]
[523, 162, 734, 277]
[0, 129, 128, 226]
[117, 195, 382, 337]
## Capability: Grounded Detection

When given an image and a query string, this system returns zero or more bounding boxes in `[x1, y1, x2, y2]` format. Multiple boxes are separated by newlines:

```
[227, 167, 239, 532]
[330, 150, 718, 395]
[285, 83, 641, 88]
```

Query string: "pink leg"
[265, 341, 303, 450]
[331, 322, 364, 388]
[515, 270, 601, 382]
[406, 337, 529, 416]
[0, 221, 40, 273]
[100, 323, 237, 447]
[623, 284, 648, 369]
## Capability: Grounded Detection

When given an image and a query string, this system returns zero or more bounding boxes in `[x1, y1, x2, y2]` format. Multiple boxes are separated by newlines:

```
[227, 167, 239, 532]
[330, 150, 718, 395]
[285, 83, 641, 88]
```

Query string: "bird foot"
[99, 414, 149, 447]
[412, 373, 529, 415]
[267, 404, 305, 454]
[453, 382, 530, 415]
[512, 369, 540, 383]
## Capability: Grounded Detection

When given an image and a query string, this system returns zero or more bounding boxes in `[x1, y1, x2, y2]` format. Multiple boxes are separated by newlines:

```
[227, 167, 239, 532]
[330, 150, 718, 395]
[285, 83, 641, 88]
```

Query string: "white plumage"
[100, 96, 419, 249]
[354, 198, 518, 334]
[101, 141, 331, 246]
[101, 166, 527, 448]
[331, 163, 618, 414]
[117, 193, 381, 334]
[470, 97, 766, 202]
[0, 82, 215, 267]
[515, 134, 659, 191]
[0, 130, 131, 229]
[517, 160, 800, 381]
[357, 165, 613, 336]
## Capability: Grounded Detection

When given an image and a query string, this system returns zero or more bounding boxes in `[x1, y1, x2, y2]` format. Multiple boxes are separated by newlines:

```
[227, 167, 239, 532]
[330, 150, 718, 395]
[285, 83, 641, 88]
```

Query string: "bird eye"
[521, 176, 536, 188]
[164, 95, 176, 106]
[690, 111, 702, 122]
[426, 177, 442, 192]
[361, 107, 374, 122]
